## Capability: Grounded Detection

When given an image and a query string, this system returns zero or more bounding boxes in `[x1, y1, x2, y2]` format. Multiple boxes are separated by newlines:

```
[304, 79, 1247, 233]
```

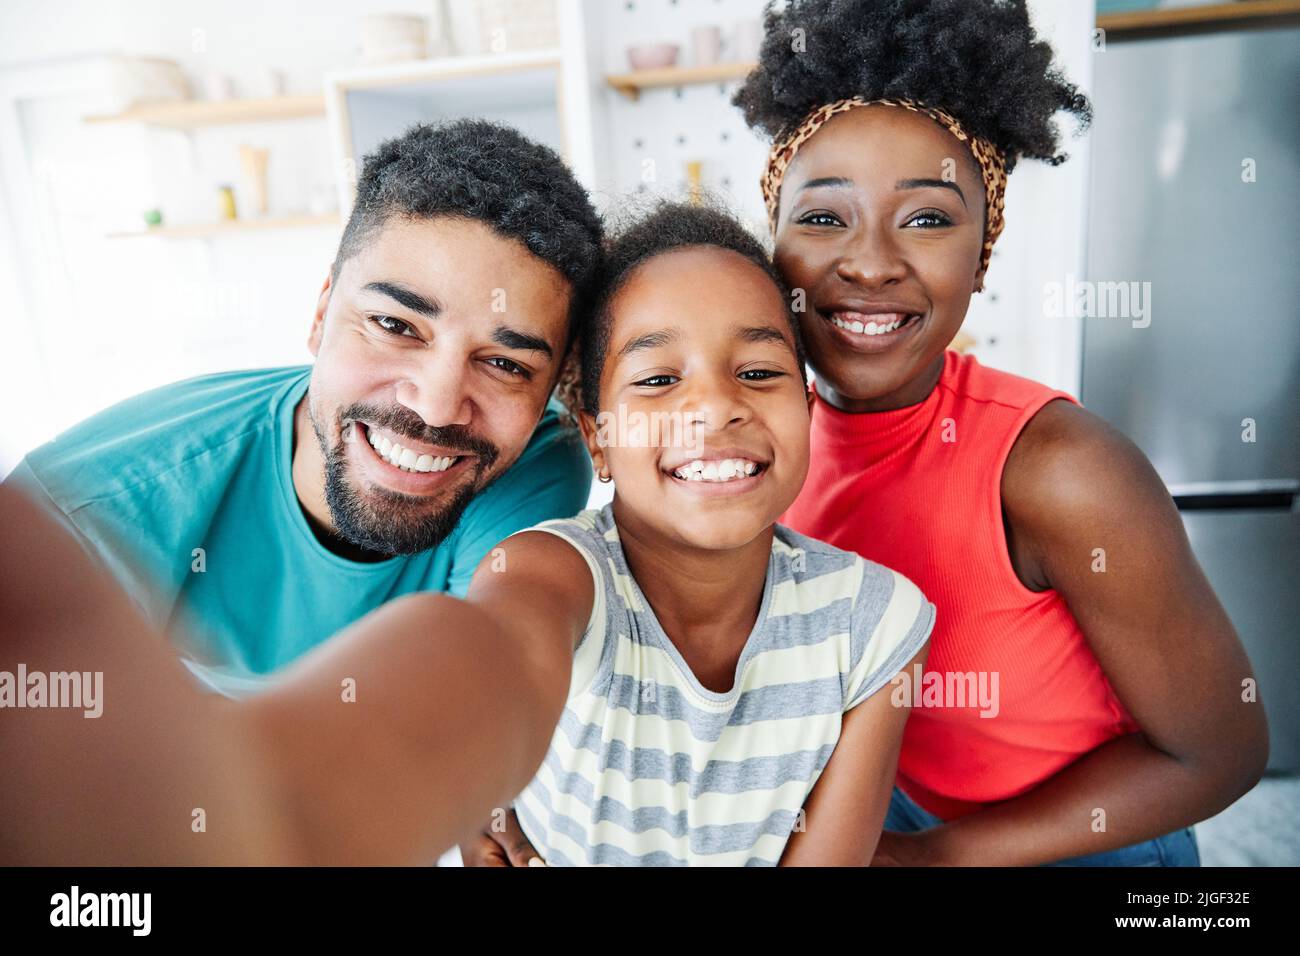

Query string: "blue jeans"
[884, 785, 1201, 866]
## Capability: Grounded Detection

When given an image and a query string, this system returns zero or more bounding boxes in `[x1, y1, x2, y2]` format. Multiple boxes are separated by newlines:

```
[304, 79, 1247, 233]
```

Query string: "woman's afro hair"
[733, 0, 1092, 173]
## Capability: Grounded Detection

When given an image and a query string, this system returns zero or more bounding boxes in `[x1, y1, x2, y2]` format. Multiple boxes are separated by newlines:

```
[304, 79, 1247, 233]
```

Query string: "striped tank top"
[513, 504, 935, 866]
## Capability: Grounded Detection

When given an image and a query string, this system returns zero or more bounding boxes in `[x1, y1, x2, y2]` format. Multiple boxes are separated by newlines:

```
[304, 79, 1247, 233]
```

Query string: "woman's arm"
[779, 641, 929, 866]
[0, 484, 592, 865]
[895, 400, 1267, 866]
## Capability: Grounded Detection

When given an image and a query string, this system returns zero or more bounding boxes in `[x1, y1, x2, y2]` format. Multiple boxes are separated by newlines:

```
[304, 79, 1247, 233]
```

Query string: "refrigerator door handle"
[1168, 479, 1298, 512]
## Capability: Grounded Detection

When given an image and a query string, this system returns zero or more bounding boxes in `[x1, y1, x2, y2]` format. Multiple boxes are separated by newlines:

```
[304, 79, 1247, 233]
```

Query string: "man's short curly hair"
[579, 200, 807, 416]
[331, 119, 603, 344]
[733, 0, 1091, 174]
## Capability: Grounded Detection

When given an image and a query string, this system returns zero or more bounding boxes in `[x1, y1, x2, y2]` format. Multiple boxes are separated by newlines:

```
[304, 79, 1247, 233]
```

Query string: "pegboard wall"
[585, 0, 770, 233]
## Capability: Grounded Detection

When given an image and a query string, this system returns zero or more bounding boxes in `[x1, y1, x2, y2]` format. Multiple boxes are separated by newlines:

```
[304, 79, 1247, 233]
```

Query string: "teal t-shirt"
[5, 365, 591, 696]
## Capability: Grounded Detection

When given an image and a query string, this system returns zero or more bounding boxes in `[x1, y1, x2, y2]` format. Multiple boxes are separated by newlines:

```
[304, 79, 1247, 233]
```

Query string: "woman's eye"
[740, 368, 785, 382]
[486, 357, 531, 379]
[371, 315, 417, 337]
[634, 374, 678, 388]
[797, 211, 843, 227]
[905, 209, 954, 228]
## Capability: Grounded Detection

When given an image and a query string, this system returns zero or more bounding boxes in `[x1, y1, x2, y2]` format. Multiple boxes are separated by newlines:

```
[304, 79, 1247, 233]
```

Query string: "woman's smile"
[820, 308, 927, 354]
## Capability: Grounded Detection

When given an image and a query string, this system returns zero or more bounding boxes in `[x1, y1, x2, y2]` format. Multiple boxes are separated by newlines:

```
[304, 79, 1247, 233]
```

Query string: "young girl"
[484, 202, 934, 865]
[734, 0, 1267, 865]
[1, 202, 933, 867]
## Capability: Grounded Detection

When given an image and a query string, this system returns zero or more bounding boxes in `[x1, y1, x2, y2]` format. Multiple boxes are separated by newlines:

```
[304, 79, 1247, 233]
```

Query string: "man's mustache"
[338, 403, 499, 470]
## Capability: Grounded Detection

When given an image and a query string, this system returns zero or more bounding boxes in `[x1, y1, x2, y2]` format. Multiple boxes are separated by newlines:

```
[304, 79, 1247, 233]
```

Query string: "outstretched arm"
[0, 484, 591, 865]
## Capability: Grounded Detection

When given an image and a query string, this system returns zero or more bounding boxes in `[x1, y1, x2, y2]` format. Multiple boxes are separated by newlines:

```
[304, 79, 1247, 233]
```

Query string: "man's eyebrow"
[798, 176, 854, 192]
[616, 328, 679, 358]
[362, 281, 442, 318]
[896, 178, 967, 207]
[492, 325, 553, 361]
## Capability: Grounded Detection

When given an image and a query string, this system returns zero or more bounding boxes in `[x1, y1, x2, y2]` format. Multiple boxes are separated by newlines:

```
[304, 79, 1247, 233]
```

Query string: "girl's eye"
[797, 211, 843, 227]
[485, 357, 531, 379]
[371, 315, 418, 338]
[740, 368, 785, 382]
[634, 374, 678, 388]
[905, 208, 954, 228]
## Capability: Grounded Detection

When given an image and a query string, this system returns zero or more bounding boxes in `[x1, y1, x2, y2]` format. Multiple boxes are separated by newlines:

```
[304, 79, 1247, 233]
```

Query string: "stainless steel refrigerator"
[1082, 22, 1299, 770]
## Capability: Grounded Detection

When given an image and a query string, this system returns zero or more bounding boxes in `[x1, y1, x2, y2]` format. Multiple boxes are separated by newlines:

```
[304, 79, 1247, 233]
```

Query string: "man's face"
[304, 215, 572, 556]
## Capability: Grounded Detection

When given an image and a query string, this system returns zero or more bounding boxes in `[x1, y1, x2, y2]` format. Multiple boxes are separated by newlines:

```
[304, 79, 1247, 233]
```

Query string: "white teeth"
[832, 314, 910, 336]
[671, 458, 762, 483]
[366, 428, 458, 473]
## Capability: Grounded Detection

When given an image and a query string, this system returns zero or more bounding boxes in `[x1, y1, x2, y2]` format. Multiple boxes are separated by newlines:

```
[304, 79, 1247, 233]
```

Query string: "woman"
[733, 0, 1266, 866]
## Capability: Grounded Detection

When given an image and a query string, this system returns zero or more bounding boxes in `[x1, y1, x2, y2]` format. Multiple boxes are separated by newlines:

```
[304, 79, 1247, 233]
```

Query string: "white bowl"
[627, 43, 680, 71]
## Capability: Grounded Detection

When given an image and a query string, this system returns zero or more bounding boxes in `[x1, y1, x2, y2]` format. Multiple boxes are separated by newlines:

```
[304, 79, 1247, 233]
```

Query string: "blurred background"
[0, 0, 1295, 863]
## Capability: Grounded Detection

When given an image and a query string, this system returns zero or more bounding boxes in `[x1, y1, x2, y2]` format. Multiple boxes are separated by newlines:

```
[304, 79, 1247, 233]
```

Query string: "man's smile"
[349, 421, 476, 493]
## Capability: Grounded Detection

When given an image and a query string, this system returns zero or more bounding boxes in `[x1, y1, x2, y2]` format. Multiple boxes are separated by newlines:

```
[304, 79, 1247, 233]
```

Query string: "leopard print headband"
[761, 97, 1008, 277]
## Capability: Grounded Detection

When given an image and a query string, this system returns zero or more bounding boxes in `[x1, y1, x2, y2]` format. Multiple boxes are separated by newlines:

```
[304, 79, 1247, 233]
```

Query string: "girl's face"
[581, 247, 811, 552]
[773, 106, 987, 411]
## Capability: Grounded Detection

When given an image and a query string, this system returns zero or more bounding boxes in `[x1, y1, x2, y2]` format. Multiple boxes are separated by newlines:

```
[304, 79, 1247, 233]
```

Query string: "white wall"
[0, 0, 448, 473]
[982, 0, 1094, 396]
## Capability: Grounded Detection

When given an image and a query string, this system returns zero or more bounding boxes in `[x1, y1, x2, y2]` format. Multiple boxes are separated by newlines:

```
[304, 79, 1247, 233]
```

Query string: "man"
[4, 119, 601, 695]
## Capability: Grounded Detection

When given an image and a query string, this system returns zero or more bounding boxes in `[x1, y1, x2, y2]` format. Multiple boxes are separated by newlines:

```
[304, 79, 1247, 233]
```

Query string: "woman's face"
[580, 247, 811, 553]
[773, 105, 987, 411]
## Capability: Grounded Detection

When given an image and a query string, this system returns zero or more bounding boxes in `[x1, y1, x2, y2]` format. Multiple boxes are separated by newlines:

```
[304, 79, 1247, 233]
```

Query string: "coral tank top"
[782, 350, 1140, 820]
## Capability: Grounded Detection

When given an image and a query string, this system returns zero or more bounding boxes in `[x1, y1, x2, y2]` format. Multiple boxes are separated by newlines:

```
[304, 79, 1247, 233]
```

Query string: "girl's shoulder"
[528, 504, 617, 555]
[772, 524, 930, 628]
[773, 525, 934, 710]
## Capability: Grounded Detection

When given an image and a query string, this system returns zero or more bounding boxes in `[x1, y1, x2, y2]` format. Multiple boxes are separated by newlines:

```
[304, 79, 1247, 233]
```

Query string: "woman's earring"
[596, 467, 612, 484]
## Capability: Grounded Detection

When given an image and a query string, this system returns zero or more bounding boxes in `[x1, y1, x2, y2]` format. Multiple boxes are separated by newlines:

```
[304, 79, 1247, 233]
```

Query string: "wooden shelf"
[85, 94, 326, 129]
[329, 49, 562, 94]
[1097, 0, 1300, 36]
[107, 214, 340, 240]
[606, 62, 755, 100]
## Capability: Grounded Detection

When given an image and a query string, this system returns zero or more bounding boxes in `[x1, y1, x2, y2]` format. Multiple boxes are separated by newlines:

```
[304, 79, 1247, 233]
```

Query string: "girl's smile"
[662, 446, 772, 497]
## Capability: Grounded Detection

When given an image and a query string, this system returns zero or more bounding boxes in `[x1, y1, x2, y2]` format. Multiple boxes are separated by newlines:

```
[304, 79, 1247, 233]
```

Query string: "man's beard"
[309, 399, 500, 557]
